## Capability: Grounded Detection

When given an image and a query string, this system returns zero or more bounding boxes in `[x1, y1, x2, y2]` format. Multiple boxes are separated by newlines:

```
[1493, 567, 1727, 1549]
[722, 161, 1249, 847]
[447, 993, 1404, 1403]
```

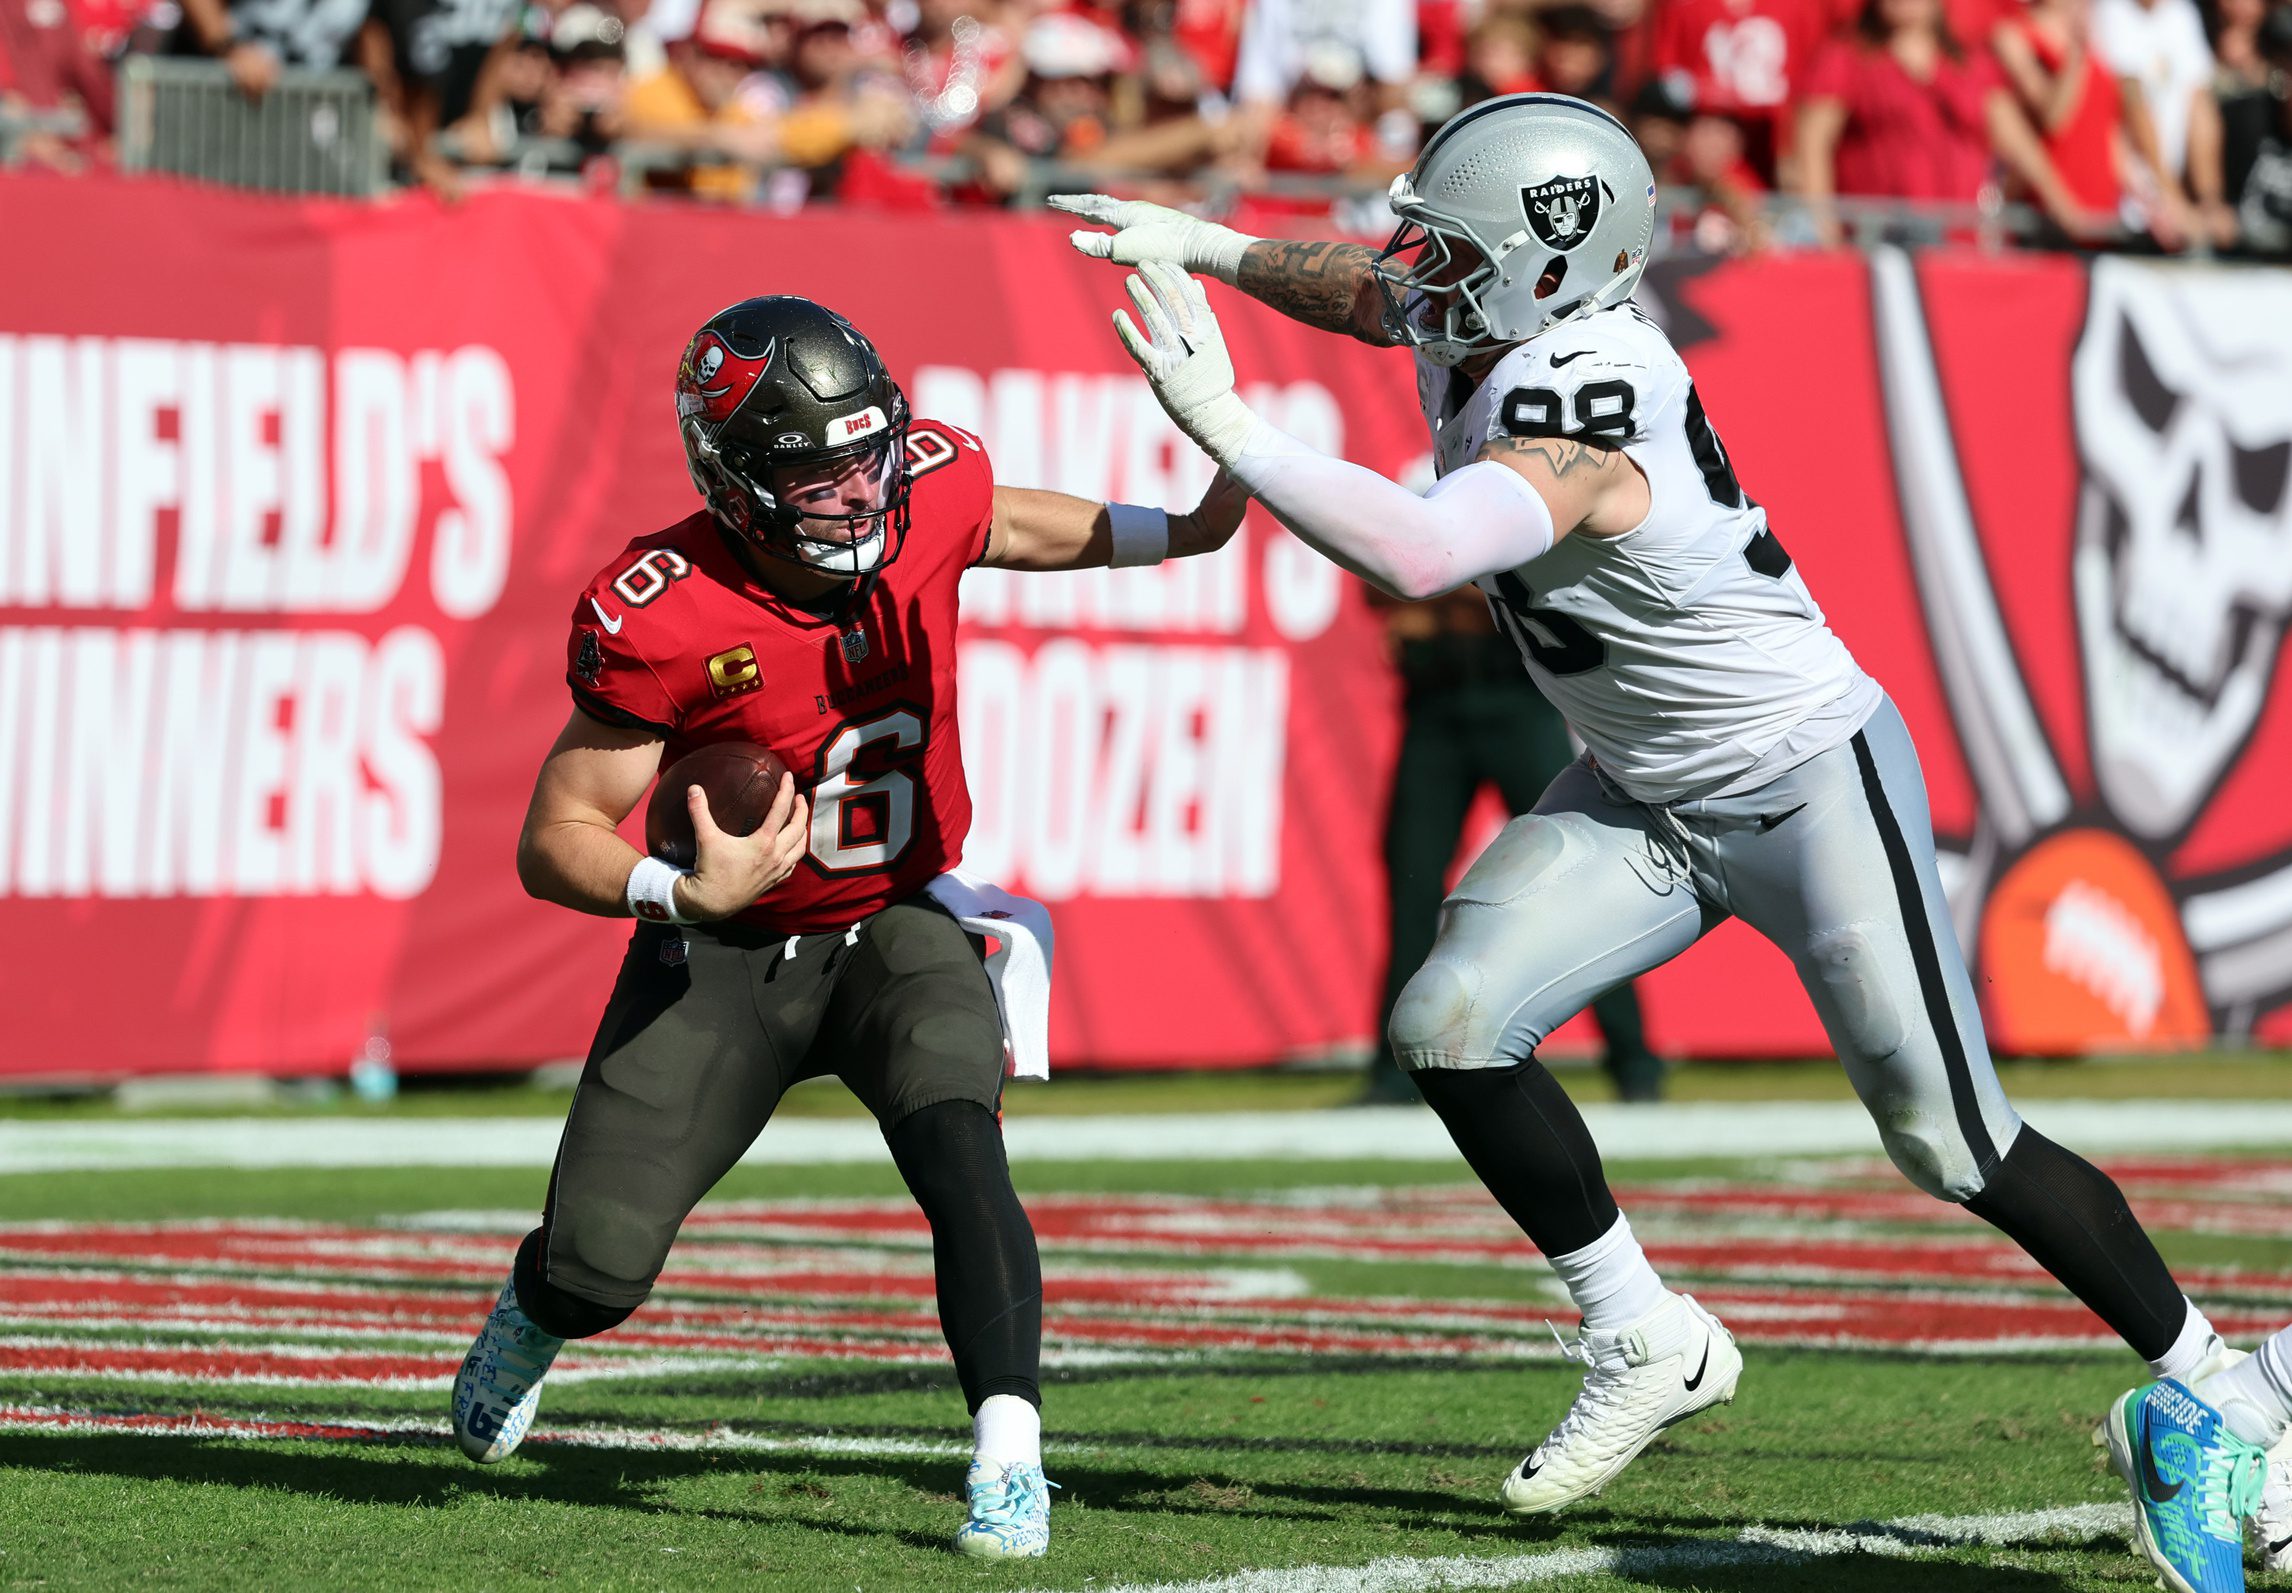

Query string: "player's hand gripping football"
[677, 774, 809, 921]
[1050, 194, 1258, 283]
[1113, 261, 1256, 467]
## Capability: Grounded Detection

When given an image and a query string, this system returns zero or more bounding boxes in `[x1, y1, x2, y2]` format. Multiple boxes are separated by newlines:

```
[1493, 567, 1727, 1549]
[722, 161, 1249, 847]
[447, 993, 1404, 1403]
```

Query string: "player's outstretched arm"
[516, 707, 807, 922]
[1111, 261, 1608, 599]
[1053, 194, 1397, 347]
[981, 473, 1248, 572]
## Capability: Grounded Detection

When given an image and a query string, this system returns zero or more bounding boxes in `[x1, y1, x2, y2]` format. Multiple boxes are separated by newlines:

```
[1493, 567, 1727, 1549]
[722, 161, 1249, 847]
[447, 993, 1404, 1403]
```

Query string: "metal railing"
[116, 57, 384, 197]
[0, 105, 90, 166]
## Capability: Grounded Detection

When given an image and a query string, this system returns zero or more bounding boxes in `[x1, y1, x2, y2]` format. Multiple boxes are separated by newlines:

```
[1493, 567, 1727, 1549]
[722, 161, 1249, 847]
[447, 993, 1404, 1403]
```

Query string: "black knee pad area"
[511, 1227, 641, 1340]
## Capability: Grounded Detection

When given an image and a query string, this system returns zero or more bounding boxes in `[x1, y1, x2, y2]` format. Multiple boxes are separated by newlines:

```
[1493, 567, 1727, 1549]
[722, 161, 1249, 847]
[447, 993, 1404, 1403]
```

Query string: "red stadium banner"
[1, 173, 2287, 1076]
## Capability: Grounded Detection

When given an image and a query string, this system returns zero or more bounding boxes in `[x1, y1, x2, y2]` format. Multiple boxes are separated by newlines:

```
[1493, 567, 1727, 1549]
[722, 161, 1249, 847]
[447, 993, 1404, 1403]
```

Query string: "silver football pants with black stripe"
[1389, 694, 2023, 1201]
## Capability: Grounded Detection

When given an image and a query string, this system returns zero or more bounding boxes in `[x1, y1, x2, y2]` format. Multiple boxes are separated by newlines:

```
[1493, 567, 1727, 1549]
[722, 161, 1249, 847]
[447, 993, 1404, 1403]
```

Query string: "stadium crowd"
[6, 0, 2292, 251]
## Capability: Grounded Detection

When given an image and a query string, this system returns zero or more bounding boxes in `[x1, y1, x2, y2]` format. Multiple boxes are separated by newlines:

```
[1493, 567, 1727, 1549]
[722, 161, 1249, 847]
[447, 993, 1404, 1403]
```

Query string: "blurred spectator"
[962, 11, 1128, 193]
[1261, 41, 1411, 179]
[977, 22, 1238, 188]
[622, 0, 778, 198]
[1535, 4, 1617, 101]
[1795, 0, 2106, 242]
[2235, 2, 2292, 252]
[1230, 0, 1416, 111]
[2210, 0, 2278, 213]
[2092, 0, 2213, 188]
[772, 1, 917, 174]
[1, 0, 114, 170]
[1164, 0, 1246, 93]
[408, 0, 522, 132]
[903, 0, 1023, 144]
[1994, 0, 2190, 245]
[1649, 0, 1834, 180]
[1455, 13, 1537, 103]
[175, 0, 456, 190]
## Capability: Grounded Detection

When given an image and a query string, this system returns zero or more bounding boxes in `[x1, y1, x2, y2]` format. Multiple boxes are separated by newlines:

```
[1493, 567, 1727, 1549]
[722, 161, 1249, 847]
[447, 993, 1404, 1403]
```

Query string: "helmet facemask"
[687, 419, 914, 582]
[1374, 206, 1514, 369]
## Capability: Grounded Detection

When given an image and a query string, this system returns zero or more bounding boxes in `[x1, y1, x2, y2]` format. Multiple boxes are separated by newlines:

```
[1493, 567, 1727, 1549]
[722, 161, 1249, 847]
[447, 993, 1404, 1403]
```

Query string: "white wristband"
[626, 855, 697, 925]
[1106, 503, 1170, 568]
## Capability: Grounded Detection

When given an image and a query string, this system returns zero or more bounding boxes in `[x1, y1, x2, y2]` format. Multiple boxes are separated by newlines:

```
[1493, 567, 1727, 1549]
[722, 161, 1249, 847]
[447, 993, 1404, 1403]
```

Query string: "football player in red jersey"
[448, 296, 1245, 1560]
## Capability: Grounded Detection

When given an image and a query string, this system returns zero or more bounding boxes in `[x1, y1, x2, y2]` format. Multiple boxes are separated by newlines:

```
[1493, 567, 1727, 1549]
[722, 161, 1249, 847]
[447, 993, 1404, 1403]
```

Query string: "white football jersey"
[1416, 303, 1880, 804]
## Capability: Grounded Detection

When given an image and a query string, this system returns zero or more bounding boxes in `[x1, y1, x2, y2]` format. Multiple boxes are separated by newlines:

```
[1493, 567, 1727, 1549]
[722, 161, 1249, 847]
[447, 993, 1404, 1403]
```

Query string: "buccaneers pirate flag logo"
[1870, 251, 2292, 1052]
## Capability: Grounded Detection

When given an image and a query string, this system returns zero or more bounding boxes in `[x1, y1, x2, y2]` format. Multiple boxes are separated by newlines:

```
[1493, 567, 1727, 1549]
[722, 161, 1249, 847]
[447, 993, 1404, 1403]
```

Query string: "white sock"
[2149, 1300, 2223, 1383]
[972, 1394, 1041, 1468]
[2197, 1326, 2292, 1450]
[1549, 1213, 1668, 1332]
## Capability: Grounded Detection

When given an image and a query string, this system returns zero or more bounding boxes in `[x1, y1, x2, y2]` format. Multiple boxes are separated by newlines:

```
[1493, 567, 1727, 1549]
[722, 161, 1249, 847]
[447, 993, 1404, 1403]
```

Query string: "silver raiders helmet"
[1378, 93, 1658, 367]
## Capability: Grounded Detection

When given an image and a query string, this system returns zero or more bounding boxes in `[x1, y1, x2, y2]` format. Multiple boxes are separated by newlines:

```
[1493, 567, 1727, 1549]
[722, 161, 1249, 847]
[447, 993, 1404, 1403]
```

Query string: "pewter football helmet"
[1378, 94, 1658, 366]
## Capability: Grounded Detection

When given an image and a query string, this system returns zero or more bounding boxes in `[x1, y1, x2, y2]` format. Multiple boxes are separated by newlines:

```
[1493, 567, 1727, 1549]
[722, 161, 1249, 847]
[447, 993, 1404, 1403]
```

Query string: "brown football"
[644, 742, 793, 867]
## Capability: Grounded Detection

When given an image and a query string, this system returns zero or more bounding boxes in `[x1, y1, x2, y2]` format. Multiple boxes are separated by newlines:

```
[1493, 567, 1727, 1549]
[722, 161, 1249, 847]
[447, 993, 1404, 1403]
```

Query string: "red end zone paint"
[0, 1159, 2287, 1400]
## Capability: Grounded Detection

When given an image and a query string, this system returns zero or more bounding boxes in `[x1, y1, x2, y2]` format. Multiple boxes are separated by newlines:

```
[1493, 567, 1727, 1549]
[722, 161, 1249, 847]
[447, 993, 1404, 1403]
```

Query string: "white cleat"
[451, 1276, 564, 1464]
[2258, 1433, 2292, 1574]
[1500, 1291, 1742, 1516]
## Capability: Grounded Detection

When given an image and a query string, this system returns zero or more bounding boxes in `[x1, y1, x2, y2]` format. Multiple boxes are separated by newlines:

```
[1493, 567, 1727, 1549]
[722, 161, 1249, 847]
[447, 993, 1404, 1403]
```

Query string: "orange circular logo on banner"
[1978, 829, 2209, 1054]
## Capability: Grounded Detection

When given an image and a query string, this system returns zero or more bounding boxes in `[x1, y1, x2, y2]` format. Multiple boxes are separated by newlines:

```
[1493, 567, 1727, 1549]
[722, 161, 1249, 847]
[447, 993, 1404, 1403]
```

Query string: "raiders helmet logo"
[676, 330, 777, 425]
[1523, 175, 1607, 252]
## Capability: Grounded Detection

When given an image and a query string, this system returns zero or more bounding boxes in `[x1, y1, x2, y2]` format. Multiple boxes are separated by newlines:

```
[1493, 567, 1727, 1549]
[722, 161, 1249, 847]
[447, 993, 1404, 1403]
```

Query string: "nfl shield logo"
[840, 627, 870, 664]
[659, 934, 687, 968]
[1522, 175, 1606, 252]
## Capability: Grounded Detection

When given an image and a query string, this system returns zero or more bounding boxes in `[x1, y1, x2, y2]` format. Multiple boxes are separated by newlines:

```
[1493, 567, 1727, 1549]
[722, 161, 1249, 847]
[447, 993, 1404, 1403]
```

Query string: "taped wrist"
[625, 855, 696, 925]
[1192, 225, 1256, 285]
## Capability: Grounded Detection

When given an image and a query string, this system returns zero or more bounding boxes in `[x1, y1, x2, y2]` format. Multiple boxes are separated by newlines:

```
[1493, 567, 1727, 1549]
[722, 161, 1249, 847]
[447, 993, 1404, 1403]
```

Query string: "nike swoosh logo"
[1549, 350, 1590, 367]
[588, 598, 624, 635]
[1755, 804, 1808, 834]
[1683, 1342, 1711, 1392]
[2270, 1533, 2292, 1555]
[2141, 1408, 2185, 1503]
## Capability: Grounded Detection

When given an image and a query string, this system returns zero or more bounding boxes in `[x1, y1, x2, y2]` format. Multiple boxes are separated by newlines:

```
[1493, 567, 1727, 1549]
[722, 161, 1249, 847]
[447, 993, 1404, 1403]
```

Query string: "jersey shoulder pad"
[567, 519, 713, 733]
[1481, 312, 1682, 447]
[903, 418, 996, 568]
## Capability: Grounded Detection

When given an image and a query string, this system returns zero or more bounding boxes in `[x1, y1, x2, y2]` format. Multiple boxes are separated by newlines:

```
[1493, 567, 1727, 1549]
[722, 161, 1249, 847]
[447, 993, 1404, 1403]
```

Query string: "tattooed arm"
[1053, 193, 1399, 346]
[1234, 239, 1399, 346]
[1472, 435, 1650, 540]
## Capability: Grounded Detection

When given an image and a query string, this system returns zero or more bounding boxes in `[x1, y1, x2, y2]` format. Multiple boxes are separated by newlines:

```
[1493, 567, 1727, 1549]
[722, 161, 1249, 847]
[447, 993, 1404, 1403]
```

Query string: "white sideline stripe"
[7, 1101, 2292, 1171]
[1096, 1502, 2132, 1593]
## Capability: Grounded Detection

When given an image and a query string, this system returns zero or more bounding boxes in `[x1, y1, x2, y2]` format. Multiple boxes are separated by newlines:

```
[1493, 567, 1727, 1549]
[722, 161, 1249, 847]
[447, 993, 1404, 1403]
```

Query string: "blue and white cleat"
[953, 1458, 1055, 1559]
[451, 1277, 564, 1464]
[2105, 1378, 2269, 1593]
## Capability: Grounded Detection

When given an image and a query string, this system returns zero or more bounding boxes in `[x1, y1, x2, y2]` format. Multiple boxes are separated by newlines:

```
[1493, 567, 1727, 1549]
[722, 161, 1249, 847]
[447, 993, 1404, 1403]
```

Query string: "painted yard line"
[11, 1102, 2292, 1171]
[0, 1405, 970, 1457]
[1094, 1502, 2133, 1593]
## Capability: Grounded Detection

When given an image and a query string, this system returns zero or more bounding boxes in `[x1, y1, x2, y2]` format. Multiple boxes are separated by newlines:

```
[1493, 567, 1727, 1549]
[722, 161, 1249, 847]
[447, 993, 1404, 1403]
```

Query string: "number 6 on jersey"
[809, 709, 922, 873]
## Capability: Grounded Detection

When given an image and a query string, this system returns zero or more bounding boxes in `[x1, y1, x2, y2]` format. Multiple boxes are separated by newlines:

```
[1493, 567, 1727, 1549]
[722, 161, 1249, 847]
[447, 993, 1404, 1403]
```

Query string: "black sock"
[510, 1227, 638, 1340]
[884, 1100, 1043, 1411]
[1411, 1060, 1620, 1258]
[1963, 1126, 2186, 1361]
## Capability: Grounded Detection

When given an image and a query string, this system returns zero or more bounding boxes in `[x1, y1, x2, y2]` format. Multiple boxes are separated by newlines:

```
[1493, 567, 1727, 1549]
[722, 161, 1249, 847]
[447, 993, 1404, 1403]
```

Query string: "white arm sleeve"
[1225, 417, 1555, 600]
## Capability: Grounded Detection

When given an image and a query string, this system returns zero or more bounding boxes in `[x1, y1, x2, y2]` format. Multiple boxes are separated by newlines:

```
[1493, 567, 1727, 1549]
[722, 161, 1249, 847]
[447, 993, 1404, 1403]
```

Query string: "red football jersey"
[1652, 0, 1834, 118]
[566, 421, 993, 934]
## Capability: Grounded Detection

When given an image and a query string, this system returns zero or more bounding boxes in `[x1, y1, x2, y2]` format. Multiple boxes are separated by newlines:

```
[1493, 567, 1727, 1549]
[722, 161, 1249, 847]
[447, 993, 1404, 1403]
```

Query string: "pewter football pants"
[1389, 695, 2021, 1200]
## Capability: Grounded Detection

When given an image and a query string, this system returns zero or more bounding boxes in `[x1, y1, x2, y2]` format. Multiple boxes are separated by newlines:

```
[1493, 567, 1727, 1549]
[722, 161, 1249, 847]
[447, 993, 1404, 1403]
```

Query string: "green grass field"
[3, 1070, 2291, 1593]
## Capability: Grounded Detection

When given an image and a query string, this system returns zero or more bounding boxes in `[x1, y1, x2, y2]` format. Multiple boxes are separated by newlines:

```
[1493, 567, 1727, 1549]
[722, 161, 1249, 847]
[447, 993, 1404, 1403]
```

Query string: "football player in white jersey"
[1056, 93, 2246, 1520]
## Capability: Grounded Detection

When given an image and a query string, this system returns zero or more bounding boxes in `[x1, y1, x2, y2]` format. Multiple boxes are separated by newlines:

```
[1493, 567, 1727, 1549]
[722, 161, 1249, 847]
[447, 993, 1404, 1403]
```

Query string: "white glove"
[1051, 193, 1258, 285]
[1112, 262, 1258, 467]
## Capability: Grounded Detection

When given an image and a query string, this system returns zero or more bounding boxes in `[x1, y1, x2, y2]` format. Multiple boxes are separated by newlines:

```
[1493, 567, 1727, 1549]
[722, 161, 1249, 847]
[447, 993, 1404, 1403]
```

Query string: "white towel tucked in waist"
[921, 869, 1055, 1081]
